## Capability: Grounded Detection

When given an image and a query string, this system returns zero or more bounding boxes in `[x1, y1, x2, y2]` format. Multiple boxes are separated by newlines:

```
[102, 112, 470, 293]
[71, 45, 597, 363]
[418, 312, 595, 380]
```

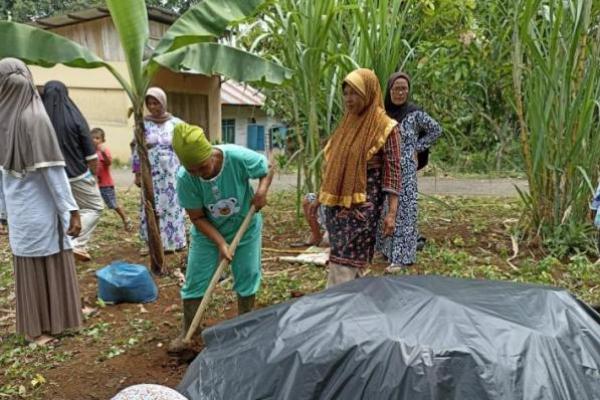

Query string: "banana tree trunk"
[133, 108, 165, 274]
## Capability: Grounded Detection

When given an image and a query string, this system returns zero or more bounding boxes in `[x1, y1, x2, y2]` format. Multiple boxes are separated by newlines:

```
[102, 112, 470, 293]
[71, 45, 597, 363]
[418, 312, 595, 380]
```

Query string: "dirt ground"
[38, 234, 316, 399]
[41, 248, 187, 399]
[1, 189, 598, 400]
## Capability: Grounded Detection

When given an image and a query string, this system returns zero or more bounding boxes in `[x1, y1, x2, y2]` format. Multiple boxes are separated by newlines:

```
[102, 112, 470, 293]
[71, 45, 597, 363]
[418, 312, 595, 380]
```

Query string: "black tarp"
[178, 276, 600, 399]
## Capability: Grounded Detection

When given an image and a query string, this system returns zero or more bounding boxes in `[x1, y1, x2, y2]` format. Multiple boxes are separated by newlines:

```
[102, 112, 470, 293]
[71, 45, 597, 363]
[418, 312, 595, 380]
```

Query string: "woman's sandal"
[290, 241, 319, 248]
[27, 334, 59, 346]
[290, 235, 324, 248]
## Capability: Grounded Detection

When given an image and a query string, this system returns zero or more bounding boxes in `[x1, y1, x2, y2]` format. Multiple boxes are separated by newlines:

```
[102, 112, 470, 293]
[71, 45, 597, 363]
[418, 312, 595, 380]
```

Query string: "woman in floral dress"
[132, 87, 187, 253]
[377, 72, 442, 271]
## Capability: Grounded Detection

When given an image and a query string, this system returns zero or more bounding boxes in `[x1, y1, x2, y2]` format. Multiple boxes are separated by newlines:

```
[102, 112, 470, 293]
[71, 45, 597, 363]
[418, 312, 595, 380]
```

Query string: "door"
[247, 124, 265, 151]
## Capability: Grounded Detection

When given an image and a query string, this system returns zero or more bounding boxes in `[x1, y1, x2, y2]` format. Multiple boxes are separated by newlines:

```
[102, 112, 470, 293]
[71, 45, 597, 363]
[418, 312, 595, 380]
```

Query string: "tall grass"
[256, 0, 420, 194]
[512, 0, 600, 251]
[257, 0, 347, 193]
[344, 0, 418, 90]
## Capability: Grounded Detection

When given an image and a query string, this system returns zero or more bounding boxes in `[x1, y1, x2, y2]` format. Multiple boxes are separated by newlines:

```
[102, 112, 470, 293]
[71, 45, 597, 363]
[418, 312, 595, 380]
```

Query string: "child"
[90, 128, 131, 231]
[168, 122, 273, 353]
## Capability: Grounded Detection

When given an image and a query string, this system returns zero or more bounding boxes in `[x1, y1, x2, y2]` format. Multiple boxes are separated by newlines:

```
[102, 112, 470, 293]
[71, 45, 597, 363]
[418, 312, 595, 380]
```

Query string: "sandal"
[82, 306, 98, 318]
[28, 334, 58, 346]
[173, 269, 186, 286]
[290, 241, 319, 248]
[290, 235, 324, 248]
[73, 248, 91, 262]
[384, 263, 414, 274]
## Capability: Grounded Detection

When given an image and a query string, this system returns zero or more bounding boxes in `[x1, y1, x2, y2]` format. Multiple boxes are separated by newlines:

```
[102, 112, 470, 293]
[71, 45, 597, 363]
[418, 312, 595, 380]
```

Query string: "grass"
[1, 188, 600, 398]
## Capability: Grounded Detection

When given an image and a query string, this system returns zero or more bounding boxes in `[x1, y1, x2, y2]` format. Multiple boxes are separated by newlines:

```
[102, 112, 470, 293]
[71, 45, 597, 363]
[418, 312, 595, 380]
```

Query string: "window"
[222, 119, 236, 144]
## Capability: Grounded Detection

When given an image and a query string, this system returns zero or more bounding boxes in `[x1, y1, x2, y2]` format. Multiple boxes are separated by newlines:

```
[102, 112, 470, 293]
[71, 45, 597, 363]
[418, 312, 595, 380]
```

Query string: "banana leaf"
[151, 43, 292, 85]
[0, 20, 131, 93]
[153, 0, 266, 55]
[105, 0, 149, 97]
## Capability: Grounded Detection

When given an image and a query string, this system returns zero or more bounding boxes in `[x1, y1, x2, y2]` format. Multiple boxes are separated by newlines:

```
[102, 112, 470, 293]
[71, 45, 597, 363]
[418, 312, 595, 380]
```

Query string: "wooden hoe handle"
[184, 205, 257, 343]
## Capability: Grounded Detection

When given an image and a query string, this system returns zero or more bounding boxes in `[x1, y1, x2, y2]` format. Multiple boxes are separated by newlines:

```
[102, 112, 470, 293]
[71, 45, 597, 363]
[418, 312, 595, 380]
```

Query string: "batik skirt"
[324, 167, 384, 269]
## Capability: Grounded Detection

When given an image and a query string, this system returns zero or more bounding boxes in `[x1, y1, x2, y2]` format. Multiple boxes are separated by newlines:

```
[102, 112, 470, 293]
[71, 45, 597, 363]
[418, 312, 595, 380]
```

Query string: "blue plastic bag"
[96, 262, 158, 304]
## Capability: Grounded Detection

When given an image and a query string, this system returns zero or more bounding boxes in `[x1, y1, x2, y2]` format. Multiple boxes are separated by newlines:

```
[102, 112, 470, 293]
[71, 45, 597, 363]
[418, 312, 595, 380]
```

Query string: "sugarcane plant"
[252, 0, 419, 200]
[512, 0, 600, 254]
[0, 0, 291, 274]
[345, 0, 419, 92]
[253, 0, 346, 194]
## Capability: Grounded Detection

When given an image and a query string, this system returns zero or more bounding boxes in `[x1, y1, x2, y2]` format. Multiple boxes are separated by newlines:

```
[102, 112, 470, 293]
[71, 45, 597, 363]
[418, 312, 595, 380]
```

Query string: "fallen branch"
[505, 235, 520, 271]
[477, 247, 494, 256]
[263, 247, 309, 254]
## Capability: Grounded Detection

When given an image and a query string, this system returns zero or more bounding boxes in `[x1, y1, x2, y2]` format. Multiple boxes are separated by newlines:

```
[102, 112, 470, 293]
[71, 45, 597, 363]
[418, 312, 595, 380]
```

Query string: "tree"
[0, 0, 291, 274]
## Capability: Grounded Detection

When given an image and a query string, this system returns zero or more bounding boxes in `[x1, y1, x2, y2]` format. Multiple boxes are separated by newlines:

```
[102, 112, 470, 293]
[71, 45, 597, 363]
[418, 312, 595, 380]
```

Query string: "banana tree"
[0, 0, 292, 274]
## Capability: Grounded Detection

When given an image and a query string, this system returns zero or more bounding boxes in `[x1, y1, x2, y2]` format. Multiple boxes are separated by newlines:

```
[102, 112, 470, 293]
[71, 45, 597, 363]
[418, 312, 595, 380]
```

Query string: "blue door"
[247, 124, 265, 151]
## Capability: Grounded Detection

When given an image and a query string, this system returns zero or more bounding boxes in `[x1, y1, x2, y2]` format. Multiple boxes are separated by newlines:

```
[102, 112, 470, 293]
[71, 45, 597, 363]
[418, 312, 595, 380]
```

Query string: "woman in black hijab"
[377, 72, 442, 272]
[42, 81, 104, 262]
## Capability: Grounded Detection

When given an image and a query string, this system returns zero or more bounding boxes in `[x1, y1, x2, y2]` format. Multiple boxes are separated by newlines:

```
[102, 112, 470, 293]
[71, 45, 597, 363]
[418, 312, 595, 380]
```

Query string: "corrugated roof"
[221, 80, 265, 107]
[29, 5, 178, 29]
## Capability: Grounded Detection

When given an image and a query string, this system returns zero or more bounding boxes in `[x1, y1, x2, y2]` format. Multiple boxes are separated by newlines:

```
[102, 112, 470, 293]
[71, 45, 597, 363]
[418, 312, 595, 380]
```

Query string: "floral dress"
[132, 117, 187, 251]
[377, 110, 442, 265]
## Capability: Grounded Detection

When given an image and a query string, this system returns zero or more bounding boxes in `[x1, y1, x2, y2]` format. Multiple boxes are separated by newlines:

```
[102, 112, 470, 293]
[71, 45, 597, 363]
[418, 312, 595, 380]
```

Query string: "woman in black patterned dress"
[377, 72, 442, 271]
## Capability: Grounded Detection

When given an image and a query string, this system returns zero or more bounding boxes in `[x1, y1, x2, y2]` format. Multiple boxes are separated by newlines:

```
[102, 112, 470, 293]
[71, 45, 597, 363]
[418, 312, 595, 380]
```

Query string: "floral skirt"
[324, 168, 384, 269]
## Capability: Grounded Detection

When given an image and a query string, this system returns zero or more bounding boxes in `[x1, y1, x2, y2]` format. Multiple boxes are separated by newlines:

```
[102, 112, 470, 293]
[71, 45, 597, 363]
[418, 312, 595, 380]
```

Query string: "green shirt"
[176, 145, 268, 241]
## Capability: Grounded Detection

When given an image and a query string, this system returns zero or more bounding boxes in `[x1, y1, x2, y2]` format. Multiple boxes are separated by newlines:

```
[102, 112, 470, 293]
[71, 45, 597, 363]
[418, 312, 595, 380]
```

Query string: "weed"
[0, 336, 73, 398]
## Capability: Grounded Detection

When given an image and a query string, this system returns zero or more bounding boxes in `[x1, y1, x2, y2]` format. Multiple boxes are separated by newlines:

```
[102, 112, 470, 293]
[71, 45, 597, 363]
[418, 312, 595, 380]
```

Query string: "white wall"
[221, 105, 282, 149]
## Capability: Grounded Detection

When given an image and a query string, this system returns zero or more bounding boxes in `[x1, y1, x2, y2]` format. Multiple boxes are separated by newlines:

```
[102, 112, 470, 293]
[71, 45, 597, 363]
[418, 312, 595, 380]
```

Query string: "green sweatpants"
[181, 214, 262, 300]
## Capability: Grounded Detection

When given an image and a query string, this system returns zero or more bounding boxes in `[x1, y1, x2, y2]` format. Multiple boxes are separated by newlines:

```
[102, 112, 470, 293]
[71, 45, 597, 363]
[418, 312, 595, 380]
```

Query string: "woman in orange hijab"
[313, 68, 402, 287]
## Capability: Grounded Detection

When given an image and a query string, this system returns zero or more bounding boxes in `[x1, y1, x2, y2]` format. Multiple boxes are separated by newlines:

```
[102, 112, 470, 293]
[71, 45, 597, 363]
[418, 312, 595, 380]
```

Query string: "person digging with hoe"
[168, 123, 273, 356]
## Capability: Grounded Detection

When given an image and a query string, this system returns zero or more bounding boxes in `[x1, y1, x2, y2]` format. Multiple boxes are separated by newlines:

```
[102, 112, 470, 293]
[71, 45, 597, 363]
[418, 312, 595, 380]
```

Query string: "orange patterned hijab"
[319, 69, 398, 208]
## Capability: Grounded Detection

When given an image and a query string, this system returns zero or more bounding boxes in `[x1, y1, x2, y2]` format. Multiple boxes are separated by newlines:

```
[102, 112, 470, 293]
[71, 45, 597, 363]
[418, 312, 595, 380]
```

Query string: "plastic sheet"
[179, 276, 600, 399]
[96, 262, 158, 304]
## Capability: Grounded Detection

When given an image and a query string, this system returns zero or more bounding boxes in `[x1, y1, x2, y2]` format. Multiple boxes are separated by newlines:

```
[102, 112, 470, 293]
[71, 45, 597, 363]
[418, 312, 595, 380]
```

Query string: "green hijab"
[172, 123, 212, 168]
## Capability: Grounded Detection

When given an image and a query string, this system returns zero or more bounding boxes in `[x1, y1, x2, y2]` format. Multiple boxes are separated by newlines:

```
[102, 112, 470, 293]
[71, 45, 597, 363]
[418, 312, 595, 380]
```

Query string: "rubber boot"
[168, 297, 202, 356]
[237, 294, 255, 315]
